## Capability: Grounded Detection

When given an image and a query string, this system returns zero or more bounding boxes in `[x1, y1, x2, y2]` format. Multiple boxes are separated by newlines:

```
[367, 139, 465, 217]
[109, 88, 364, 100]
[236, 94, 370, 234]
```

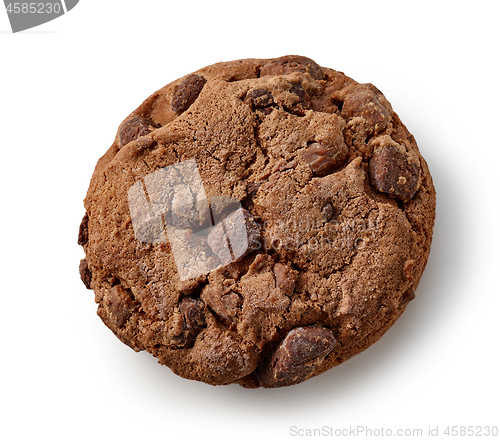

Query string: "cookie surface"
[79, 56, 435, 387]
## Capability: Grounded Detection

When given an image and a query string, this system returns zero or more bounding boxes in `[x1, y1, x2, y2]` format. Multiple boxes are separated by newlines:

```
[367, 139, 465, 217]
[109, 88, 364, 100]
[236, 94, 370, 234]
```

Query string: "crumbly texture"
[79, 56, 436, 388]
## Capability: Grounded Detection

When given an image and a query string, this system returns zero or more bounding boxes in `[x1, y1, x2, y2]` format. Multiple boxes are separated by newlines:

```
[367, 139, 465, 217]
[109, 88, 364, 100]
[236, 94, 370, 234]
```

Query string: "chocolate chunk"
[300, 141, 347, 176]
[172, 297, 206, 348]
[288, 81, 312, 115]
[261, 56, 324, 80]
[119, 116, 160, 148]
[285, 82, 311, 116]
[246, 83, 310, 117]
[259, 327, 337, 387]
[207, 208, 261, 263]
[78, 213, 89, 246]
[107, 285, 136, 328]
[246, 88, 274, 108]
[341, 87, 391, 133]
[171, 74, 207, 115]
[245, 88, 275, 116]
[289, 82, 307, 100]
[399, 288, 416, 308]
[273, 263, 297, 296]
[79, 258, 92, 289]
[369, 144, 420, 201]
[179, 296, 205, 330]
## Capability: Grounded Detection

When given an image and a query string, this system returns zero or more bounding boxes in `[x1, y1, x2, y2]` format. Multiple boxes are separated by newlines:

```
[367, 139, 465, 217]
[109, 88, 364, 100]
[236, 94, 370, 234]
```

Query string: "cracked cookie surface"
[79, 56, 436, 387]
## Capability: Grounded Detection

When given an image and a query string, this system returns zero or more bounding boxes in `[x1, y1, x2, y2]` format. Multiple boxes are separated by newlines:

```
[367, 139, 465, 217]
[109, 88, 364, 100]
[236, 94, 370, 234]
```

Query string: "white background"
[1, 1, 499, 439]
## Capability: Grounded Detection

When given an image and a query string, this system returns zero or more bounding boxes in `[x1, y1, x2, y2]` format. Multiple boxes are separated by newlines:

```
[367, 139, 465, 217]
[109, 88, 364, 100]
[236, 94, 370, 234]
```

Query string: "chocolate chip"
[399, 288, 416, 308]
[79, 258, 92, 289]
[245, 88, 275, 116]
[259, 327, 337, 387]
[285, 82, 311, 116]
[173, 297, 206, 348]
[107, 285, 137, 328]
[78, 213, 89, 246]
[369, 144, 420, 201]
[261, 56, 324, 80]
[300, 141, 347, 176]
[273, 263, 297, 296]
[207, 208, 261, 263]
[341, 88, 391, 133]
[289, 82, 307, 100]
[247, 88, 274, 108]
[171, 74, 207, 115]
[179, 297, 205, 330]
[119, 116, 160, 148]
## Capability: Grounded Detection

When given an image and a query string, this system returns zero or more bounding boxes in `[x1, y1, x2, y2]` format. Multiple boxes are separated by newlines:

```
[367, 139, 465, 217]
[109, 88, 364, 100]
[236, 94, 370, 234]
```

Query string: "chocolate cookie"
[79, 56, 436, 387]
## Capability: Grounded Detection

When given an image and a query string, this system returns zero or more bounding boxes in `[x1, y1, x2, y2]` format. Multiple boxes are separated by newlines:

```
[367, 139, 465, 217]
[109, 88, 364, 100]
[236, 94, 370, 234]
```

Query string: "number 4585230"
[5, 3, 62, 14]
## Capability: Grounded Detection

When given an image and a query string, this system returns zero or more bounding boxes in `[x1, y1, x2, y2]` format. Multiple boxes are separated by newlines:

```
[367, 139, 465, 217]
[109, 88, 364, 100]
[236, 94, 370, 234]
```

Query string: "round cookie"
[78, 56, 436, 388]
